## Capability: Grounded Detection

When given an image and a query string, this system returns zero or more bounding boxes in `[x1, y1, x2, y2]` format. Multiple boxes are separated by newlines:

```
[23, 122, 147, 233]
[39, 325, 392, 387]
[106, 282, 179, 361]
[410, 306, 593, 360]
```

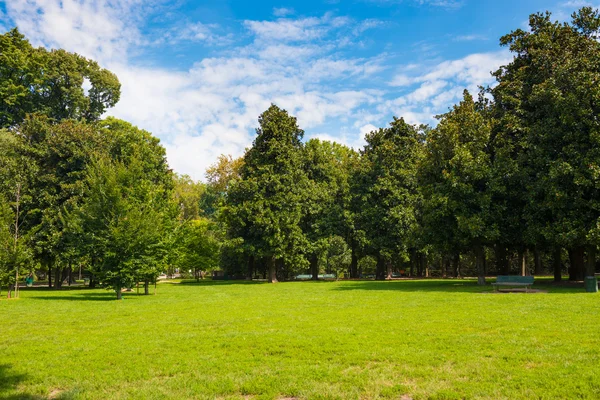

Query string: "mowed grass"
[1, 279, 599, 400]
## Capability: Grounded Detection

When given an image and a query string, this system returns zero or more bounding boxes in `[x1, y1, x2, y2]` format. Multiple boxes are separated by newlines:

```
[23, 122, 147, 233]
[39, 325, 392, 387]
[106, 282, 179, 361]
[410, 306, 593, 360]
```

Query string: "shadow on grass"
[170, 279, 267, 286]
[0, 364, 44, 400]
[18, 285, 94, 292]
[331, 278, 585, 294]
[28, 292, 140, 301]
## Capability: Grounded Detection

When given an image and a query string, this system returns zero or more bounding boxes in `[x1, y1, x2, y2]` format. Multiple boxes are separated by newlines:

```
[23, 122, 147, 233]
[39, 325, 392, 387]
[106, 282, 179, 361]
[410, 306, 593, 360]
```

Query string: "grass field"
[1, 279, 599, 399]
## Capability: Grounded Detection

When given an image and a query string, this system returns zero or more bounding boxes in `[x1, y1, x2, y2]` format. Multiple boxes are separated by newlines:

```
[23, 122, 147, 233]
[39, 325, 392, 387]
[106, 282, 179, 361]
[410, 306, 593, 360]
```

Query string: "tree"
[302, 139, 358, 280]
[492, 7, 600, 281]
[77, 156, 172, 299]
[354, 118, 424, 280]
[0, 129, 37, 297]
[17, 116, 104, 289]
[0, 28, 120, 128]
[202, 155, 243, 219]
[224, 105, 308, 282]
[420, 91, 495, 285]
[173, 174, 206, 221]
[177, 219, 220, 281]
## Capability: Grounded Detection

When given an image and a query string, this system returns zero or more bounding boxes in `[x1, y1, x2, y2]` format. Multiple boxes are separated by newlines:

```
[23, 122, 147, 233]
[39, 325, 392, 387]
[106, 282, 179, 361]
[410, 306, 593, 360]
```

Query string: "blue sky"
[0, 0, 589, 179]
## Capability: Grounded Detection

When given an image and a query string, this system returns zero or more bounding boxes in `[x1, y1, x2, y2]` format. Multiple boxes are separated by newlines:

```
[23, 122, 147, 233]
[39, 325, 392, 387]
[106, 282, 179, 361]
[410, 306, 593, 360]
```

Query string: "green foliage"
[224, 105, 309, 280]
[493, 8, 600, 250]
[173, 174, 206, 221]
[177, 218, 220, 279]
[354, 118, 424, 276]
[421, 91, 495, 251]
[0, 28, 120, 128]
[77, 156, 172, 297]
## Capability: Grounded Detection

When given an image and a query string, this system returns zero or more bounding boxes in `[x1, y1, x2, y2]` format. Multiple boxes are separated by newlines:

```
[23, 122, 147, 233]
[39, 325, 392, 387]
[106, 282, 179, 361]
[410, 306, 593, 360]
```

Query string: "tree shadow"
[171, 279, 266, 286]
[28, 292, 139, 301]
[18, 286, 94, 293]
[0, 364, 44, 400]
[331, 278, 585, 294]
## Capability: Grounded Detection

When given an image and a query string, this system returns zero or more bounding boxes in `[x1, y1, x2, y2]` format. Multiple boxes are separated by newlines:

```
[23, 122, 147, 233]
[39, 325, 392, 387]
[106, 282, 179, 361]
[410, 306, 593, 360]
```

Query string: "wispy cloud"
[273, 7, 295, 17]
[366, 0, 465, 9]
[453, 34, 488, 42]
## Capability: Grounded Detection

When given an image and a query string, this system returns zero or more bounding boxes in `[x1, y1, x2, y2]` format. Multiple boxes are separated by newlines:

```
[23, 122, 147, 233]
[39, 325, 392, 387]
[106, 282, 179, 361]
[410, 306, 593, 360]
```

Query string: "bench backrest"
[496, 275, 534, 284]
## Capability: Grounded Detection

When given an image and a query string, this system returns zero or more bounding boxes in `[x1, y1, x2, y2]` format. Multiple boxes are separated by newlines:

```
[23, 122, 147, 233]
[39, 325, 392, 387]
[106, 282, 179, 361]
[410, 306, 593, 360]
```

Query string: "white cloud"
[453, 34, 488, 42]
[273, 7, 295, 17]
[244, 17, 327, 42]
[384, 51, 511, 125]
[1, 1, 510, 180]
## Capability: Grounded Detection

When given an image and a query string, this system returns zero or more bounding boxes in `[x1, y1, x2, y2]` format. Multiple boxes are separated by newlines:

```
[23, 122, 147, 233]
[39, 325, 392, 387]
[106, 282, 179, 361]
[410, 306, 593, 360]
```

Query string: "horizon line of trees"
[2, 7, 600, 298]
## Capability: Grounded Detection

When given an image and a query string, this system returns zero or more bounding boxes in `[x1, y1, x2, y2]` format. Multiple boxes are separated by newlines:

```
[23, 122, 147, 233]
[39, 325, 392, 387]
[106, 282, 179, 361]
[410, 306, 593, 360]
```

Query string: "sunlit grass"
[1, 278, 599, 399]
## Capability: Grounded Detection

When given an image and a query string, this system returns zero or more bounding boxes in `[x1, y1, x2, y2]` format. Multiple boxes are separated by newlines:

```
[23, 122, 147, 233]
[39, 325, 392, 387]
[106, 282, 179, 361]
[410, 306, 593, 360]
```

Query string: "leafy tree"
[0, 128, 38, 296]
[0, 28, 120, 128]
[354, 118, 424, 280]
[177, 218, 220, 281]
[302, 139, 358, 279]
[77, 156, 172, 299]
[173, 174, 206, 221]
[492, 7, 600, 280]
[202, 155, 243, 219]
[420, 91, 495, 284]
[224, 105, 308, 282]
[16, 116, 104, 288]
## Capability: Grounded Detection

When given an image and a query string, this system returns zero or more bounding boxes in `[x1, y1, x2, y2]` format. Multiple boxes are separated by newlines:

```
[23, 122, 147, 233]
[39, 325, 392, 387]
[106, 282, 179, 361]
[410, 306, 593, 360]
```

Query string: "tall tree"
[224, 105, 308, 282]
[420, 91, 495, 285]
[302, 139, 358, 279]
[354, 118, 424, 280]
[492, 7, 600, 280]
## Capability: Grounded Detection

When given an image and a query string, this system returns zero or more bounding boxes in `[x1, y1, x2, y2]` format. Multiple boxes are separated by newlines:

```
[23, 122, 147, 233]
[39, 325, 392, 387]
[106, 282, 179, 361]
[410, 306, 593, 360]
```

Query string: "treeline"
[2, 8, 600, 297]
[220, 8, 600, 284]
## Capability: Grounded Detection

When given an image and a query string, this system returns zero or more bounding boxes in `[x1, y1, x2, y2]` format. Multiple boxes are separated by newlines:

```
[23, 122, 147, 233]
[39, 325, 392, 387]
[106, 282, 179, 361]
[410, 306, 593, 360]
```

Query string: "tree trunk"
[54, 267, 62, 289]
[495, 245, 504, 275]
[452, 253, 460, 278]
[144, 281, 149, 295]
[586, 246, 596, 277]
[441, 256, 447, 278]
[534, 248, 543, 276]
[375, 254, 385, 280]
[409, 250, 416, 277]
[48, 265, 52, 288]
[386, 262, 392, 280]
[518, 249, 527, 276]
[475, 245, 486, 285]
[268, 256, 278, 283]
[310, 253, 319, 281]
[350, 245, 358, 278]
[116, 286, 122, 300]
[68, 265, 72, 286]
[553, 247, 562, 282]
[569, 246, 585, 281]
[246, 255, 254, 280]
[89, 274, 96, 288]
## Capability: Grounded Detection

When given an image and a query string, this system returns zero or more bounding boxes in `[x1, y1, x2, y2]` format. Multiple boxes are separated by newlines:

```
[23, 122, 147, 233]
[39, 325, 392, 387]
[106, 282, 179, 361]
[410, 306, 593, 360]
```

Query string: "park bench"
[492, 275, 534, 293]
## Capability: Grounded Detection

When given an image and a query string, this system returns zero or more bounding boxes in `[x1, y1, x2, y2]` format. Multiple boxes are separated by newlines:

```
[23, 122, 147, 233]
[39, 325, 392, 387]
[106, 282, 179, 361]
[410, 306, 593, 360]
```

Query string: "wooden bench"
[492, 275, 534, 293]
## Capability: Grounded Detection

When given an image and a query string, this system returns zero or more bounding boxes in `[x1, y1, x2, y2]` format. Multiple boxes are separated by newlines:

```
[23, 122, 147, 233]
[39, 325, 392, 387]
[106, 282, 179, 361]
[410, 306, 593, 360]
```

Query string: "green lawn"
[1, 279, 599, 399]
